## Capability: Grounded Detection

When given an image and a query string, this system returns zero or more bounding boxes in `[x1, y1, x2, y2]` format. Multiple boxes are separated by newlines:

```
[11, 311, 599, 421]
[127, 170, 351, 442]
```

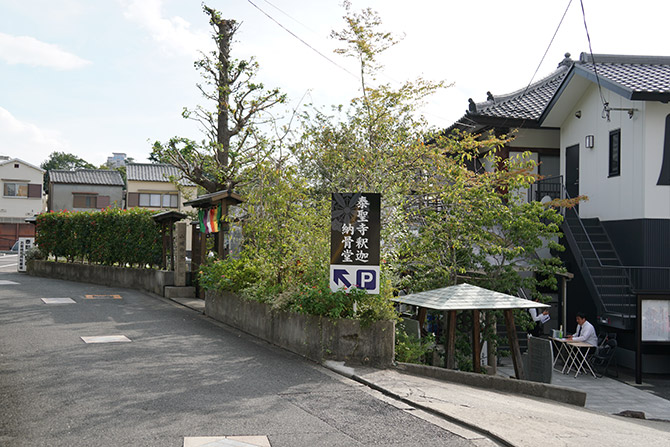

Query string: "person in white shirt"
[567, 312, 598, 346]
[528, 300, 550, 336]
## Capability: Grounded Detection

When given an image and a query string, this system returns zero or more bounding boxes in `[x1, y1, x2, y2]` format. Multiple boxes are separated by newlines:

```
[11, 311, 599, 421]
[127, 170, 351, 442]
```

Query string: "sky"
[2, 0, 670, 168]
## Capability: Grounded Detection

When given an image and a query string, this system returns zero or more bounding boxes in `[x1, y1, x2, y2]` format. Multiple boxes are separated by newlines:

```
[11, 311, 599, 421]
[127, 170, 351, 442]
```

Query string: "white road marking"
[42, 298, 76, 304]
[81, 335, 131, 344]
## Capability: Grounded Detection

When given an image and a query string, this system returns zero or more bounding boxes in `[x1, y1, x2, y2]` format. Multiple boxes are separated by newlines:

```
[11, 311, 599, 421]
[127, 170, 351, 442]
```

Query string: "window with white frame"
[3, 182, 28, 197]
[139, 192, 178, 208]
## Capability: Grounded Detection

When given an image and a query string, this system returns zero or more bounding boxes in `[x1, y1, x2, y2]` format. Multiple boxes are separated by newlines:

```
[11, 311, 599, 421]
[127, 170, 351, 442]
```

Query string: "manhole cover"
[85, 294, 122, 299]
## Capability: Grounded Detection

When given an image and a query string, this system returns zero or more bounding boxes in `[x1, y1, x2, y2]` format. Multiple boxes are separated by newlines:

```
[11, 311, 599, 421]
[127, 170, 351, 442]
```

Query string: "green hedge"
[36, 208, 162, 267]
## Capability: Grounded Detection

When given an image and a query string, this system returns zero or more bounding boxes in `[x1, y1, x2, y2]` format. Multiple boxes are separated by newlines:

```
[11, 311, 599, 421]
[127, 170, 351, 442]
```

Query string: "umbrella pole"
[504, 309, 525, 380]
[444, 310, 456, 369]
[472, 309, 481, 373]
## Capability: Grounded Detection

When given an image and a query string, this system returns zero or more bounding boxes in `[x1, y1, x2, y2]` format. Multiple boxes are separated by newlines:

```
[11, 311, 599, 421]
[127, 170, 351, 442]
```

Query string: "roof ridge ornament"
[558, 52, 573, 68]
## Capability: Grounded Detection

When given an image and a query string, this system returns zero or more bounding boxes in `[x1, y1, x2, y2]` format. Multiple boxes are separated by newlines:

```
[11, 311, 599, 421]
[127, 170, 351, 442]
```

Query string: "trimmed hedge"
[36, 208, 162, 267]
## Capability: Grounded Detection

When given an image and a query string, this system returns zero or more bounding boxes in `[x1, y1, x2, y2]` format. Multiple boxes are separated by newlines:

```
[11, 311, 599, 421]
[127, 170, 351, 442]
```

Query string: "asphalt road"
[0, 271, 476, 447]
[0, 253, 18, 272]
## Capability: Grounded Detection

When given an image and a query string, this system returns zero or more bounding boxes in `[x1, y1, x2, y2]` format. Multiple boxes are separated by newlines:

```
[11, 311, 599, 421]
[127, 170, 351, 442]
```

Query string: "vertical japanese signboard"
[330, 193, 380, 294]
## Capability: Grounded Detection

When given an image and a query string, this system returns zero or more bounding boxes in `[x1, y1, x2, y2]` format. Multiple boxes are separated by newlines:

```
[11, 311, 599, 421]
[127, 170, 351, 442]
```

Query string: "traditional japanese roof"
[183, 190, 244, 208]
[49, 169, 124, 186]
[391, 283, 549, 311]
[126, 163, 195, 186]
[450, 52, 670, 132]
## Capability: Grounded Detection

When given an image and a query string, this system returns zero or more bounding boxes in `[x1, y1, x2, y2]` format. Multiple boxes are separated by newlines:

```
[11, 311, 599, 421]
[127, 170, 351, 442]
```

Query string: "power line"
[579, 0, 608, 114]
[245, 0, 358, 80]
[260, 0, 319, 35]
[523, 0, 573, 97]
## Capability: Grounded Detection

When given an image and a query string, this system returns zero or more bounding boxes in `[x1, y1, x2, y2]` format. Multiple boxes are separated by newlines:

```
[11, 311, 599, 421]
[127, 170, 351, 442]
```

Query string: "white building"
[0, 157, 45, 250]
[452, 52, 670, 374]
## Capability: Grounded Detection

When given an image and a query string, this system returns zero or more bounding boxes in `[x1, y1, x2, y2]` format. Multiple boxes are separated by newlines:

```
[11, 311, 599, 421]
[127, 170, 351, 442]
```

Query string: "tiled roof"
[576, 53, 670, 98]
[49, 169, 124, 186]
[126, 163, 195, 186]
[454, 52, 670, 130]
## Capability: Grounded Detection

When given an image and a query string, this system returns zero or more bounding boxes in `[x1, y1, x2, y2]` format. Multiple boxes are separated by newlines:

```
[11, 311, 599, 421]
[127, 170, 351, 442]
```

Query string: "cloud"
[0, 107, 68, 166]
[0, 33, 91, 70]
[120, 0, 211, 58]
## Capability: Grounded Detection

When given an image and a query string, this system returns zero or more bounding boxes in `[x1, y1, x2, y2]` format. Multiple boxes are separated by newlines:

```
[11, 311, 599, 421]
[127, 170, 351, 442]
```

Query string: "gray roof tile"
[49, 169, 124, 186]
[457, 52, 670, 129]
[126, 163, 195, 186]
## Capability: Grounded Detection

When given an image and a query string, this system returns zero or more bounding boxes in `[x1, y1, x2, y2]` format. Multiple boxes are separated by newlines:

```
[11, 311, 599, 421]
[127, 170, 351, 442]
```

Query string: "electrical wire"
[260, 0, 319, 35]
[522, 0, 573, 97]
[245, 0, 358, 80]
[579, 0, 608, 116]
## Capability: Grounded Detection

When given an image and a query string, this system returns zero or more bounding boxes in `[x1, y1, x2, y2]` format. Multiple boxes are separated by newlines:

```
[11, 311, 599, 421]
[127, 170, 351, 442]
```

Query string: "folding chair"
[591, 339, 618, 378]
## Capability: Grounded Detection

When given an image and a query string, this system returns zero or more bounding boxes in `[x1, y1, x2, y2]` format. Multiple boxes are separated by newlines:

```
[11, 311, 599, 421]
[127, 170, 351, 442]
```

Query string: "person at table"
[567, 312, 598, 346]
[528, 299, 550, 336]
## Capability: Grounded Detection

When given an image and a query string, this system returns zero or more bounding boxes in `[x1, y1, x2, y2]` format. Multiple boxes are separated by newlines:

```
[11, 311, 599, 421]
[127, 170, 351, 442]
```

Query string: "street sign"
[330, 193, 380, 293]
[330, 265, 380, 294]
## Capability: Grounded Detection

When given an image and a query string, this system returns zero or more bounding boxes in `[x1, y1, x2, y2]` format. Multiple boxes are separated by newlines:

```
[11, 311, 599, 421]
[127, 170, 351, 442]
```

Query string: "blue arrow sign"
[333, 269, 352, 288]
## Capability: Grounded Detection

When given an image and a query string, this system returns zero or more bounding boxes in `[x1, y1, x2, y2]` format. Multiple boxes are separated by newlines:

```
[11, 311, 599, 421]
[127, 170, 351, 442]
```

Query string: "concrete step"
[164, 286, 196, 299]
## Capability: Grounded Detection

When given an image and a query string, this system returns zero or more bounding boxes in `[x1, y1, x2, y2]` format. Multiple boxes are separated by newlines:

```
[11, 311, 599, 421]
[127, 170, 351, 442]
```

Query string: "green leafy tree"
[151, 5, 286, 193]
[41, 151, 96, 193]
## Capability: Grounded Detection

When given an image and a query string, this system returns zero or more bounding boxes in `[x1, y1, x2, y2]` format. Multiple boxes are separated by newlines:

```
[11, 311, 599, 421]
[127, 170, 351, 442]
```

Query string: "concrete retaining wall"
[205, 290, 395, 367]
[397, 362, 587, 407]
[28, 260, 174, 296]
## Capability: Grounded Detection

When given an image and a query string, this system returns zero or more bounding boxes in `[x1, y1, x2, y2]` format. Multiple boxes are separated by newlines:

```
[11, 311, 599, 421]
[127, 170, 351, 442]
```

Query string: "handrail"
[561, 185, 608, 269]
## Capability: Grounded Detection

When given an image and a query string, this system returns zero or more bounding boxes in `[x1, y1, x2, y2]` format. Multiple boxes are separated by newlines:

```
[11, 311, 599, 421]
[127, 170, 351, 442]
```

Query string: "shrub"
[395, 327, 435, 364]
[36, 208, 162, 267]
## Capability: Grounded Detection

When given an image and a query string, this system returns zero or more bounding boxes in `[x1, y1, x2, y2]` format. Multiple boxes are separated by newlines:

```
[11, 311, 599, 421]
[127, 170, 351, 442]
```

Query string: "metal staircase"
[530, 176, 636, 329]
[562, 211, 636, 329]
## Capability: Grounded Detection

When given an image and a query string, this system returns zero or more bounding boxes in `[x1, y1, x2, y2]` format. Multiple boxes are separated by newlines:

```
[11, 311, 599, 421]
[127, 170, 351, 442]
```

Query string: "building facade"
[126, 163, 197, 213]
[48, 169, 125, 211]
[0, 157, 44, 250]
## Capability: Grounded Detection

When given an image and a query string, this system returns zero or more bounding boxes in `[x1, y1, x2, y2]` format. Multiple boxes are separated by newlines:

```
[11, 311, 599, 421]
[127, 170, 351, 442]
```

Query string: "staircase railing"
[558, 187, 615, 318]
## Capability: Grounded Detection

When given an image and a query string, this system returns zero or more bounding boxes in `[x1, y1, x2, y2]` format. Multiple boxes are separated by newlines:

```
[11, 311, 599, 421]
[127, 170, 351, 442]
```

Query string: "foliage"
[199, 3, 570, 336]
[35, 208, 162, 267]
[151, 5, 286, 193]
[40, 151, 96, 193]
[197, 255, 259, 292]
[395, 327, 435, 364]
[25, 246, 44, 262]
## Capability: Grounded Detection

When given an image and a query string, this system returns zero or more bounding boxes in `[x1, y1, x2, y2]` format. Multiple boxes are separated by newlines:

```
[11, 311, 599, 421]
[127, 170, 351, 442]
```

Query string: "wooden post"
[169, 222, 175, 270]
[504, 309, 525, 380]
[160, 224, 168, 270]
[220, 202, 229, 259]
[487, 314, 497, 374]
[418, 307, 427, 335]
[444, 310, 457, 369]
[472, 309, 481, 373]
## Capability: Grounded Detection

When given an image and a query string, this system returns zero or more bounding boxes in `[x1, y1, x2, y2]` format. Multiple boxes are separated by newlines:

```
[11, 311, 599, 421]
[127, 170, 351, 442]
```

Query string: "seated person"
[567, 312, 598, 346]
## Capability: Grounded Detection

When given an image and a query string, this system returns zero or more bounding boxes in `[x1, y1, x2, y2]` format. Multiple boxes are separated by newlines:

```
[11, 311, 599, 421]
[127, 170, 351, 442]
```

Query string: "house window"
[73, 194, 98, 209]
[609, 129, 621, 177]
[3, 182, 28, 197]
[139, 193, 178, 208]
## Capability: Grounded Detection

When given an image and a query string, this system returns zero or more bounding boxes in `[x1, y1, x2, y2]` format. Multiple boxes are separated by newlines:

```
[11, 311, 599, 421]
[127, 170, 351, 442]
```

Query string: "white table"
[550, 337, 597, 378]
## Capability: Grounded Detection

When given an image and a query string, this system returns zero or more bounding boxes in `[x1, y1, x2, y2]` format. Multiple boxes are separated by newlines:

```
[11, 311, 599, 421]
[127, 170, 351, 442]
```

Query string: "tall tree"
[41, 151, 96, 193]
[151, 5, 286, 193]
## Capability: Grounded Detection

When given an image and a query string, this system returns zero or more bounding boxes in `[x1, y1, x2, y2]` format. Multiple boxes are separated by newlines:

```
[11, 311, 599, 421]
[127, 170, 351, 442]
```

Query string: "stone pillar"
[174, 222, 187, 287]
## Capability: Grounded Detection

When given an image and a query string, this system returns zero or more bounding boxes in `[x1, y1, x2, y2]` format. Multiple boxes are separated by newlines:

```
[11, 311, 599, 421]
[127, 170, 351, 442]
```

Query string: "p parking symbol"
[356, 270, 377, 291]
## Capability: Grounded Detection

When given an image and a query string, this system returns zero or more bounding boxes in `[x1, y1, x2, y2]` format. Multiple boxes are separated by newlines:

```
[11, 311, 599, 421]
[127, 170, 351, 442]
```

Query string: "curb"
[322, 361, 515, 447]
[397, 363, 587, 407]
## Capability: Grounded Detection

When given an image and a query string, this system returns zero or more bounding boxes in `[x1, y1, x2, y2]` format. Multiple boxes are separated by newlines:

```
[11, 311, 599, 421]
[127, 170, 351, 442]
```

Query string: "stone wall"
[28, 260, 174, 296]
[205, 290, 395, 367]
